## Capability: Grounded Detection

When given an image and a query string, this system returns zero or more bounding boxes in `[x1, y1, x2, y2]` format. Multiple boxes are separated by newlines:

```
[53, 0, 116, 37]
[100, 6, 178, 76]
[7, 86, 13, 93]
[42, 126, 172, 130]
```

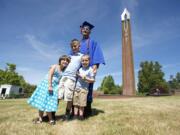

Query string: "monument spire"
[121, 8, 135, 96]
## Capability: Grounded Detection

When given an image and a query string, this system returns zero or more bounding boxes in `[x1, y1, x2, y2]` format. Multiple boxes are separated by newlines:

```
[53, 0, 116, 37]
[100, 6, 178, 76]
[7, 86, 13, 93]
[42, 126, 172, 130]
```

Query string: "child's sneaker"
[73, 115, 78, 120]
[78, 116, 85, 121]
[62, 113, 71, 121]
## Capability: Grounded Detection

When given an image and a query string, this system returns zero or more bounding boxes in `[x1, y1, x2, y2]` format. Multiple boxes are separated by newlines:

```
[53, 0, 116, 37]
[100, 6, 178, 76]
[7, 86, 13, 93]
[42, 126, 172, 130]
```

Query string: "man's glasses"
[82, 26, 90, 31]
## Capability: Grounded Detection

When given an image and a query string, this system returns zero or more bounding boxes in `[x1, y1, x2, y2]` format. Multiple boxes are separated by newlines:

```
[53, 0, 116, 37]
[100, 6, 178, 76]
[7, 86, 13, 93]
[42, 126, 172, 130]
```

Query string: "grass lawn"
[0, 96, 180, 135]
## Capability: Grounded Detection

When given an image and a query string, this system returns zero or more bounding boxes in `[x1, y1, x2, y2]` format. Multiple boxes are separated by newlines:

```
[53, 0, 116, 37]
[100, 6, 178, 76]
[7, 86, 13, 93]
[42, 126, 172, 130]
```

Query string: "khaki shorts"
[73, 89, 88, 107]
[58, 77, 76, 101]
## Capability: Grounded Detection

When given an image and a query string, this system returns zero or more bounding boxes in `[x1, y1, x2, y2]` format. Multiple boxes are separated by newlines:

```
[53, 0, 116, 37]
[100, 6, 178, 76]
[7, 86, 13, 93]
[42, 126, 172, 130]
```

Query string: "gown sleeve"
[92, 41, 105, 65]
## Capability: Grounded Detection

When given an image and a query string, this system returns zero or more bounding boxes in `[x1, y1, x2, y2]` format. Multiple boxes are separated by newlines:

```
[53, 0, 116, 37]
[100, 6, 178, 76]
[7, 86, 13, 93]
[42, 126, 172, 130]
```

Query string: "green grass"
[0, 96, 180, 135]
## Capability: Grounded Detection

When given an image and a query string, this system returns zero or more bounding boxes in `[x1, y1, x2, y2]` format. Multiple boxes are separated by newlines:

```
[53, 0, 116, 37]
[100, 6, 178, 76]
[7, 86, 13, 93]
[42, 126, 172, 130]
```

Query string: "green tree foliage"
[22, 83, 37, 97]
[99, 75, 122, 94]
[0, 63, 36, 97]
[168, 72, 180, 89]
[138, 61, 168, 93]
[0, 64, 21, 85]
[6, 63, 16, 72]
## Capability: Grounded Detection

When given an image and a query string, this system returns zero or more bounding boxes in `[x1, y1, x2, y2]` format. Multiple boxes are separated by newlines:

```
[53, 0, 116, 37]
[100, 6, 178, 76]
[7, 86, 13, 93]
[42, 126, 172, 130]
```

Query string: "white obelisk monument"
[121, 8, 135, 95]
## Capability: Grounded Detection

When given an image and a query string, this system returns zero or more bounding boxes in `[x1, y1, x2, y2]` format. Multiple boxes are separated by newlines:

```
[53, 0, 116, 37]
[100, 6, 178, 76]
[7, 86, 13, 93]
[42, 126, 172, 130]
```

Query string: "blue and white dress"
[27, 66, 62, 112]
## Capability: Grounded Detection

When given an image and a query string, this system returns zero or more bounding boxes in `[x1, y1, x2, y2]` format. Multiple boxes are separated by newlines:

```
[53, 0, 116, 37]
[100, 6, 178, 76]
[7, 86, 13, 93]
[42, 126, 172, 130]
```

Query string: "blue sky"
[0, 0, 180, 89]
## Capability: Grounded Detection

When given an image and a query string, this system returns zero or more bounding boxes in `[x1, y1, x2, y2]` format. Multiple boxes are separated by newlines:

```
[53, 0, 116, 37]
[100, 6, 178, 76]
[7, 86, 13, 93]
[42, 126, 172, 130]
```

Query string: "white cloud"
[17, 66, 46, 85]
[119, 1, 180, 48]
[120, 0, 139, 13]
[132, 16, 180, 48]
[102, 40, 121, 61]
[47, 0, 102, 21]
[43, 0, 110, 32]
[17, 67, 31, 72]
[24, 34, 67, 60]
[163, 63, 180, 69]
[96, 71, 122, 80]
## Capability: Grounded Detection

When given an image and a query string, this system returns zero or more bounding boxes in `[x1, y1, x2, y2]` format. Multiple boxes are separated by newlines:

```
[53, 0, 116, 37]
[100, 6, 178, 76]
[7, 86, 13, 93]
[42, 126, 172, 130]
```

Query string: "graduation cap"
[80, 21, 94, 30]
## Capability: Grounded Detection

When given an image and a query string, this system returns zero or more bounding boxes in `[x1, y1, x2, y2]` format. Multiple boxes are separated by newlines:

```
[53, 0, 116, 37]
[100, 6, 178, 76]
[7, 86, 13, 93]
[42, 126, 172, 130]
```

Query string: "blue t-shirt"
[76, 66, 95, 90]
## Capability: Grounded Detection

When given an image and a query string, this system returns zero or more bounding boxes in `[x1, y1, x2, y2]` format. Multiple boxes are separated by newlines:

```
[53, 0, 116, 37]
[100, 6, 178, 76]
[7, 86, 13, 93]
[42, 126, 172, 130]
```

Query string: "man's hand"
[92, 65, 98, 75]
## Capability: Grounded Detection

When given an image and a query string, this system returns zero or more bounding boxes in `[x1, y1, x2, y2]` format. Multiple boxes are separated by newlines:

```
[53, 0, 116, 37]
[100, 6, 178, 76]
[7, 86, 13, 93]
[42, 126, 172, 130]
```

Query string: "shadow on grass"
[55, 114, 66, 121]
[85, 108, 105, 119]
[91, 108, 105, 116]
[40, 114, 64, 122]
[40, 108, 105, 122]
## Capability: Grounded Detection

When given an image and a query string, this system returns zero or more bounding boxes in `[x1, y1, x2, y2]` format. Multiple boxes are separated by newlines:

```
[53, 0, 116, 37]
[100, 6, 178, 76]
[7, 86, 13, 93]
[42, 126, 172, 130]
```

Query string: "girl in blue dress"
[27, 55, 70, 125]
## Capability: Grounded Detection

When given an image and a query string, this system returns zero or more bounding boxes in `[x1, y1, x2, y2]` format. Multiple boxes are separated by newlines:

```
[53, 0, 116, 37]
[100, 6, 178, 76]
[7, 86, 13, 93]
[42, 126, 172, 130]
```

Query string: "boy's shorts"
[58, 76, 76, 101]
[73, 89, 88, 107]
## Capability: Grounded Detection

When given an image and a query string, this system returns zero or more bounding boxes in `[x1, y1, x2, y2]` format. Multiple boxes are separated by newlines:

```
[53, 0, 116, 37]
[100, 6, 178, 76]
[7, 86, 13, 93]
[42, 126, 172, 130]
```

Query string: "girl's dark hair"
[59, 55, 71, 71]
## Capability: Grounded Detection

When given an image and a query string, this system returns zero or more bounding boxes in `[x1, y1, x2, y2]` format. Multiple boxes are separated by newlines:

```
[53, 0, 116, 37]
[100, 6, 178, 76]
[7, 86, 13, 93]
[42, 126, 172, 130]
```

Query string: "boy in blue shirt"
[73, 55, 95, 120]
[58, 39, 83, 120]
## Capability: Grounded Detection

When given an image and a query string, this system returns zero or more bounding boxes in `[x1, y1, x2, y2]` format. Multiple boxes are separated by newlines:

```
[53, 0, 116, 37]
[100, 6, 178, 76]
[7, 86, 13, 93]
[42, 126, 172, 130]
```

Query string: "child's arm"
[82, 75, 95, 83]
[77, 68, 95, 83]
[48, 65, 56, 91]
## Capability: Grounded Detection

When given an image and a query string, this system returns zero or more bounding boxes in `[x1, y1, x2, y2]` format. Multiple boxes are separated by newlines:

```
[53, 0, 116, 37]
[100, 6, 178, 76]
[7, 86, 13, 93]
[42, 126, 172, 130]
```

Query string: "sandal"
[32, 117, 42, 124]
[49, 120, 56, 125]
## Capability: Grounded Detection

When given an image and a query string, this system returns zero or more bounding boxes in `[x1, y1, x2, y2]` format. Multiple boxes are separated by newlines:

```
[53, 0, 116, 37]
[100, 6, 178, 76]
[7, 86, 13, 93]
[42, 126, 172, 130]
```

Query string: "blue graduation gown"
[80, 38, 105, 101]
[80, 38, 105, 66]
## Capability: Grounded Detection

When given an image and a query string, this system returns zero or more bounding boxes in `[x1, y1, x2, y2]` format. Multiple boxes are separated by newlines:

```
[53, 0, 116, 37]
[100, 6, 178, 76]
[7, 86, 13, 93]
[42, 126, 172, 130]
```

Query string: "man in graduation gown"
[80, 21, 105, 117]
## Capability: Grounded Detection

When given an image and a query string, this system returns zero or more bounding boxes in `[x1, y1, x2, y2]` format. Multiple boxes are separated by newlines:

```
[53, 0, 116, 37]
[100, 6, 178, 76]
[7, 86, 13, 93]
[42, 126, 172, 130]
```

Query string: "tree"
[138, 61, 168, 94]
[6, 63, 16, 72]
[22, 83, 36, 97]
[176, 72, 180, 83]
[168, 72, 180, 89]
[99, 75, 122, 94]
[0, 63, 21, 86]
[100, 76, 107, 91]
[0, 63, 36, 97]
